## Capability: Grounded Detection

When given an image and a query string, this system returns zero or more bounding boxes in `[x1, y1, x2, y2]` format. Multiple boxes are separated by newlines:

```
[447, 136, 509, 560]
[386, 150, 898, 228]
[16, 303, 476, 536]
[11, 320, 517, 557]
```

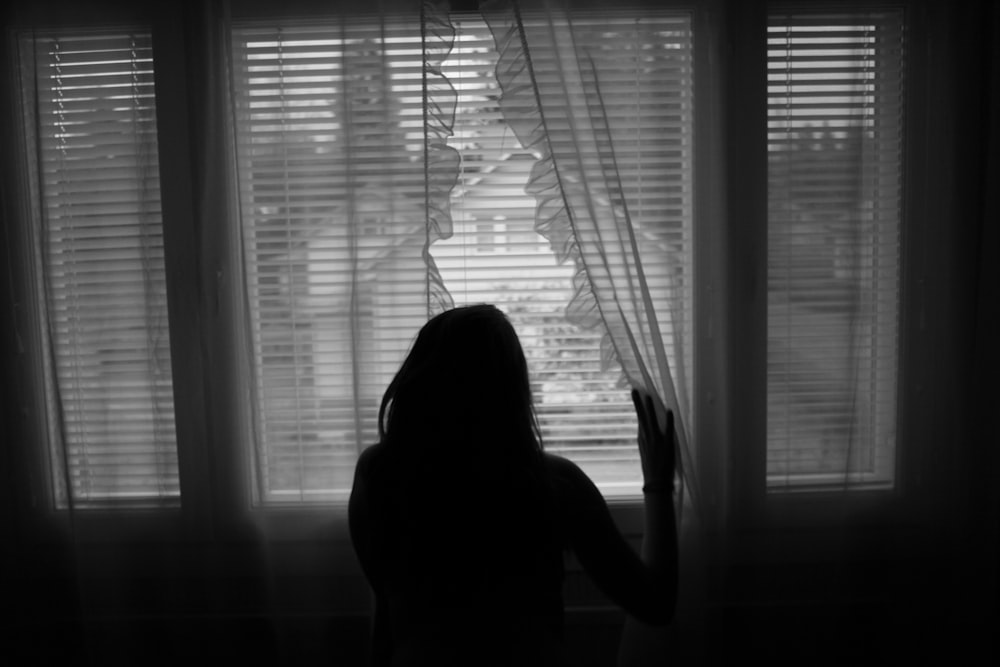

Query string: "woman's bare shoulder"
[543, 453, 602, 504]
[543, 452, 584, 479]
[356, 442, 386, 475]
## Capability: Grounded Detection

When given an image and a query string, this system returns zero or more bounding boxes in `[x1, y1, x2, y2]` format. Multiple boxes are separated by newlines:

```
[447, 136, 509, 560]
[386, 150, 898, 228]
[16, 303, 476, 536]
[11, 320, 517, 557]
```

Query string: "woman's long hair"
[371, 306, 557, 573]
[378, 304, 544, 472]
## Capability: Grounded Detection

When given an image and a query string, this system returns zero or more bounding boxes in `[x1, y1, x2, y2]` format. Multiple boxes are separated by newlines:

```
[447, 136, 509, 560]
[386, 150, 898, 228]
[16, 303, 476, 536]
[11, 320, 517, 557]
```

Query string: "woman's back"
[350, 441, 571, 666]
[348, 305, 677, 665]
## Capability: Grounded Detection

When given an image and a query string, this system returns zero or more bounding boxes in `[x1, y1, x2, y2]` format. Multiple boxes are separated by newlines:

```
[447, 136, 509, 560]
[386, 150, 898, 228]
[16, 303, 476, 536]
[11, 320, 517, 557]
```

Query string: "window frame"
[0, 0, 943, 553]
[0, 2, 195, 543]
[720, 1, 949, 555]
[228, 6, 698, 505]
[223, 1, 685, 537]
[681, 1, 920, 548]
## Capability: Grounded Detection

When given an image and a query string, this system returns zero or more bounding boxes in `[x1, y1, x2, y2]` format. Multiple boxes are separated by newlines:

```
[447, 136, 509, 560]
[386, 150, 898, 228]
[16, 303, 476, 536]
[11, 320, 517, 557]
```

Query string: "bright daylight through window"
[232, 11, 694, 503]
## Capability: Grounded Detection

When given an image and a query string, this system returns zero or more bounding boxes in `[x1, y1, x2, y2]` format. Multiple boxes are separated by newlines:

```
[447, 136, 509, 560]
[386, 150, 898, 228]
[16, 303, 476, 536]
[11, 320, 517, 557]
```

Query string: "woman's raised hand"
[630, 389, 676, 494]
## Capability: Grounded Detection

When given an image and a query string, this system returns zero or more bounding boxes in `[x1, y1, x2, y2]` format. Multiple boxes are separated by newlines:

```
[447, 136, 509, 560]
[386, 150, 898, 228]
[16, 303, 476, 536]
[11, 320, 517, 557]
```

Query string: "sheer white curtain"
[481, 0, 699, 508]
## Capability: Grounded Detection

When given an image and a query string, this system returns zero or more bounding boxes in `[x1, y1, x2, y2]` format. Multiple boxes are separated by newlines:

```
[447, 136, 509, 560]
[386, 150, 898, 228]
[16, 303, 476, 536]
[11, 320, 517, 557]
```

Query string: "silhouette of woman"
[349, 304, 677, 666]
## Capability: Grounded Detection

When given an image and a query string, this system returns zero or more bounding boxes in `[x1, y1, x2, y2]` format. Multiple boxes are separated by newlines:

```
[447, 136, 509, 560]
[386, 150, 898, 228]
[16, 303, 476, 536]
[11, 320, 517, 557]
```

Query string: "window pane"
[23, 31, 179, 507]
[233, 11, 694, 503]
[233, 21, 432, 503]
[766, 14, 903, 489]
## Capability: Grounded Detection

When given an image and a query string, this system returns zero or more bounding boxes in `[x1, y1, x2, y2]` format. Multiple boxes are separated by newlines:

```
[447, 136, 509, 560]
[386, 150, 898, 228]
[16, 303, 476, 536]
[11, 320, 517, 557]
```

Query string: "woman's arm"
[548, 389, 678, 629]
[617, 391, 679, 667]
[547, 453, 677, 626]
[630, 389, 679, 624]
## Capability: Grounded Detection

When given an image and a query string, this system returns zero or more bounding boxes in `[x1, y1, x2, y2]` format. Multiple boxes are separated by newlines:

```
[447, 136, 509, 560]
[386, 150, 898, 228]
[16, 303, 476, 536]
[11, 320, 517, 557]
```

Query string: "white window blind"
[22, 31, 179, 507]
[232, 11, 693, 503]
[233, 19, 446, 504]
[766, 13, 904, 489]
[435, 13, 693, 498]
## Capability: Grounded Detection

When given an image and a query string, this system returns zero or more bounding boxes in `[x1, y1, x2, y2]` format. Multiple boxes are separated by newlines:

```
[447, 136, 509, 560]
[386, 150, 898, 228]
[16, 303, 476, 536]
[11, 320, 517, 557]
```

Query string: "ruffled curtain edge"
[479, 0, 702, 516]
[422, 0, 460, 316]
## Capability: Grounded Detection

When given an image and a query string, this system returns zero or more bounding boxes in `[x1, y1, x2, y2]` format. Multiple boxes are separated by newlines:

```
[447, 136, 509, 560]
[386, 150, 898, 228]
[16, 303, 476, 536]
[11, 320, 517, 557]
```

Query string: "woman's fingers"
[631, 389, 652, 478]
[643, 393, 667, 446]
[632, 388, 677, 485]
[631, 389, 644, 425]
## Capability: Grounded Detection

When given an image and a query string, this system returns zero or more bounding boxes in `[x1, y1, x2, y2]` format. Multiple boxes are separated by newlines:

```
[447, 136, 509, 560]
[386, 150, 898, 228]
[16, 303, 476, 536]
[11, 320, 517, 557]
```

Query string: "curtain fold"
[422, 0, 461, 315]
[479, 2, 707, 661]
[481, 0, 699, 511]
